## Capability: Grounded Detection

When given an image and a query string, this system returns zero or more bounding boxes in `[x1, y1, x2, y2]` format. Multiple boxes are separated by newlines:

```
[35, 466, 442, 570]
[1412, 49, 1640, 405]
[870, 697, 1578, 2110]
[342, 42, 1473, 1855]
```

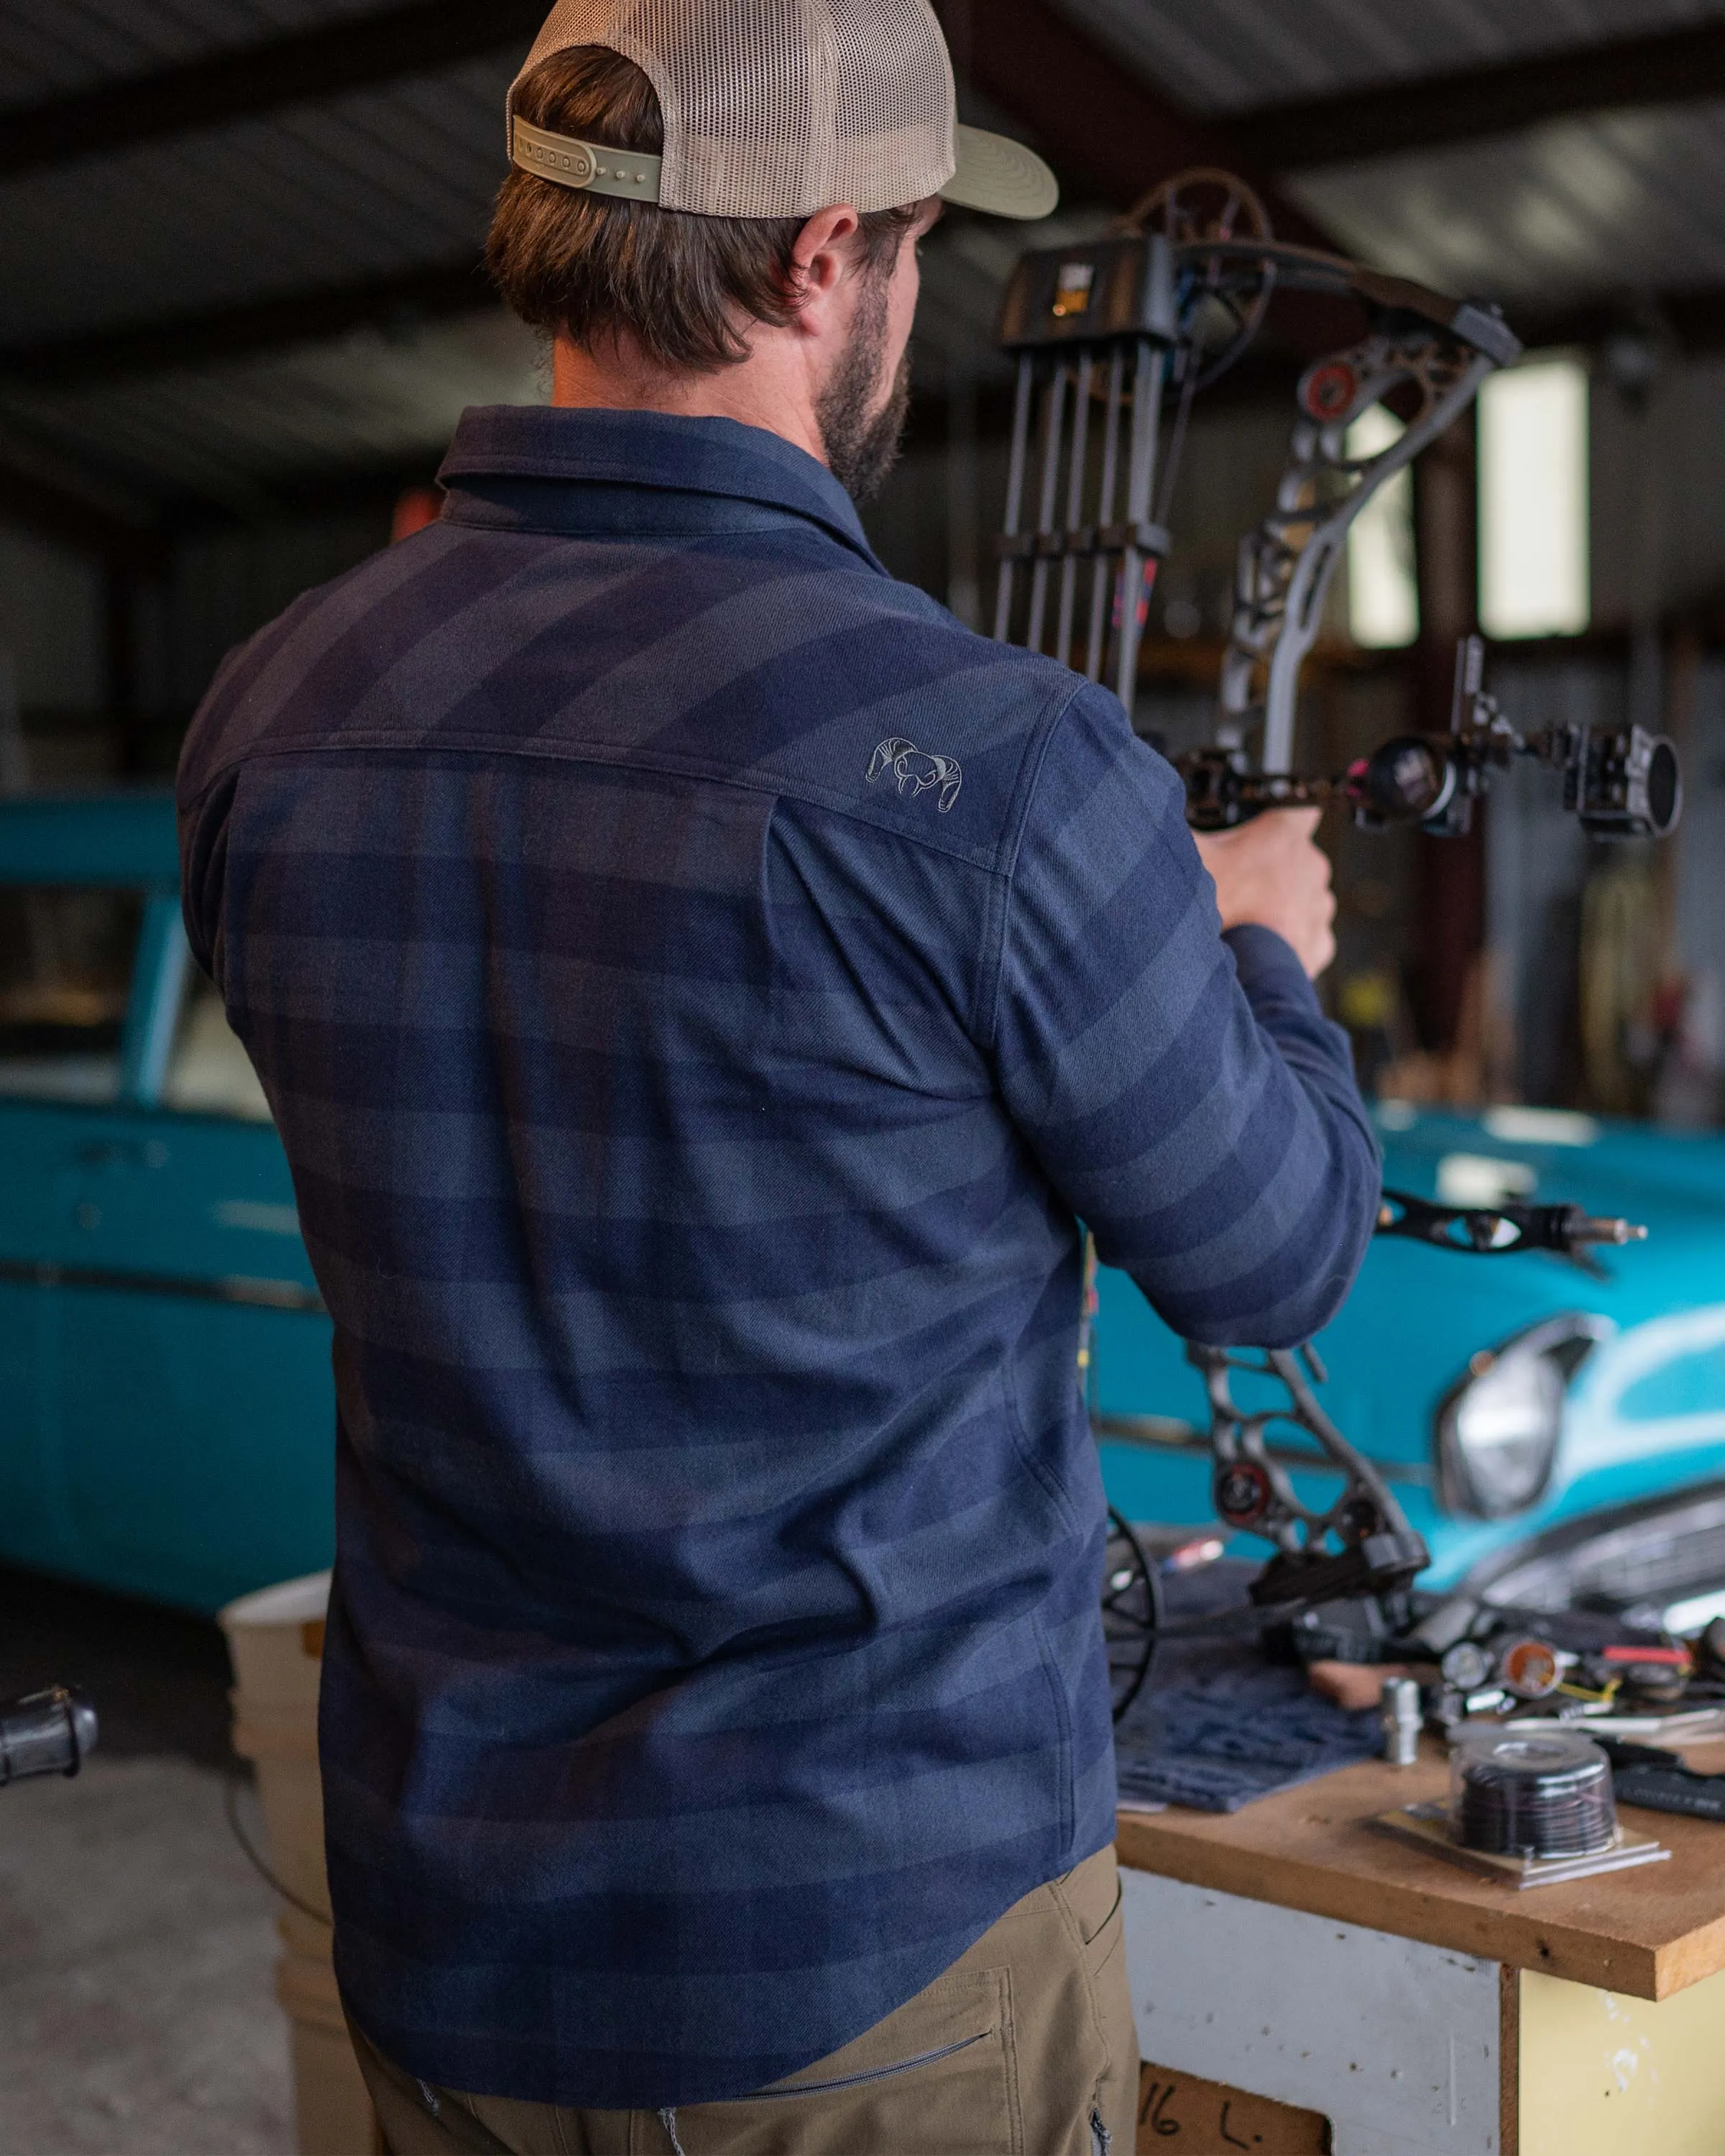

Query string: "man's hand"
[1192, 807, 1337, 980]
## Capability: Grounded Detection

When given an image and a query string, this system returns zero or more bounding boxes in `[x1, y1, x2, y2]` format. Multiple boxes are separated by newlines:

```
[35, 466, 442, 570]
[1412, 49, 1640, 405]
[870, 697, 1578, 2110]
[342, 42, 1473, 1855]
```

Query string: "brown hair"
[487, 48, 921, 375]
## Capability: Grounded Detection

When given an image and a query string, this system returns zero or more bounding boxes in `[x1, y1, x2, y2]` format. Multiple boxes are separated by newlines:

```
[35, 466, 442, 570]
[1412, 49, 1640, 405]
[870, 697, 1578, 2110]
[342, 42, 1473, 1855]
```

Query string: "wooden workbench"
[1117, 1740, 1725, 2156]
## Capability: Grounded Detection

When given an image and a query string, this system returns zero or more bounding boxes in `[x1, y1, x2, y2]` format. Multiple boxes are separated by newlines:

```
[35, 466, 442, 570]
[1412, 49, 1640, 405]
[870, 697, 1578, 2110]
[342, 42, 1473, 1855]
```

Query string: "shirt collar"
[437, 405, 884, 569]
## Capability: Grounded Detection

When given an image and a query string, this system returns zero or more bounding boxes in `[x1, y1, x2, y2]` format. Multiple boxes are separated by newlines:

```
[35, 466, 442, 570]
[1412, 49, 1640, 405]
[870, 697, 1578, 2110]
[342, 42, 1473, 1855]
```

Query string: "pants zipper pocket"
[756, 2031, 990, 2100]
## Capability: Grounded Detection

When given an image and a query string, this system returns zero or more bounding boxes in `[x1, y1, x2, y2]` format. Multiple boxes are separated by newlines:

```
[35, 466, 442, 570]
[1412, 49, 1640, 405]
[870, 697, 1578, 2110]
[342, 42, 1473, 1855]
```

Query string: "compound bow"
[990, 178, 1675, 1715]
[993, 175, 1683, 838]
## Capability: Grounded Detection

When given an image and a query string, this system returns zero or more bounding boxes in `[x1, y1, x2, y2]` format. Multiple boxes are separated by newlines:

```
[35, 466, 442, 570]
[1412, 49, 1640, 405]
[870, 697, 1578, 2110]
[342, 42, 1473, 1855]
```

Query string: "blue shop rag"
[1113, 1562, 1386, 1814]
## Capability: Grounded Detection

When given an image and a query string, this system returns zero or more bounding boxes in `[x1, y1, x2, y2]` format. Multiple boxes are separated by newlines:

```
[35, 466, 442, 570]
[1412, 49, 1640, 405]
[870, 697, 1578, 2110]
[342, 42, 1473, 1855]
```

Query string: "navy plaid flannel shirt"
[178, 405, 1378, 2109]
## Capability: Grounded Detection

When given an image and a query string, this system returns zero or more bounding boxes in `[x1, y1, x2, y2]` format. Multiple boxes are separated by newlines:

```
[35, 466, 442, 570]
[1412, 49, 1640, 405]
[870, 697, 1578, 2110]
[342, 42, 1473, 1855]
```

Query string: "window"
[1478, 357, 1590, 640]
[165, 973, 271, 1122]
[0, 887, 139, 1104]
[0, 886, 271, 1119]
[1346, 404, 1420, 649]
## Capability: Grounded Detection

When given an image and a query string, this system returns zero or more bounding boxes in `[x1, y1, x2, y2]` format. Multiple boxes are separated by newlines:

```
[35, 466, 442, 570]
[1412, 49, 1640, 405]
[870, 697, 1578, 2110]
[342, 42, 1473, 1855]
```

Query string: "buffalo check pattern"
[178, 405, 1379, 2109]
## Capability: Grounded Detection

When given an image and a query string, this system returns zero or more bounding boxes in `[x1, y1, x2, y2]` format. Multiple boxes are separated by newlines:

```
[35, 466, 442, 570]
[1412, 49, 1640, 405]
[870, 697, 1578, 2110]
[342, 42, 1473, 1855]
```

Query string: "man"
[178, 4, 1379, 2150]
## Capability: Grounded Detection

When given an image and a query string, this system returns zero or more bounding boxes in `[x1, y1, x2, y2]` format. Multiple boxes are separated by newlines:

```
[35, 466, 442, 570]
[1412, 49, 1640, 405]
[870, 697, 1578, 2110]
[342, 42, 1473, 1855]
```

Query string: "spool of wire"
[1454, 1730, 1616, 1860]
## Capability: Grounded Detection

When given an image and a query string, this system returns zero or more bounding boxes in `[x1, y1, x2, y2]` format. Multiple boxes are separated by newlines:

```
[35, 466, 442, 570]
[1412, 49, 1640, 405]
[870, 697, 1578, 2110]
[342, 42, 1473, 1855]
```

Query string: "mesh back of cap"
[510, 0, 957, 218]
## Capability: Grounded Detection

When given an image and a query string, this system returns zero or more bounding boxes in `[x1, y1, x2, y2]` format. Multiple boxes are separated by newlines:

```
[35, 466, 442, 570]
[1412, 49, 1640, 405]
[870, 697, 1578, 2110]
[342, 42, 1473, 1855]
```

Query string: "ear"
[786, 205, 864, 336]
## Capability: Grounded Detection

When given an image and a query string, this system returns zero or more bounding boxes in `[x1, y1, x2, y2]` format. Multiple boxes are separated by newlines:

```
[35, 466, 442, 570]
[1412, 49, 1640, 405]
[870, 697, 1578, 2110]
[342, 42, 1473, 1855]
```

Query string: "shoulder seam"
[978, 681, 1093, 1051]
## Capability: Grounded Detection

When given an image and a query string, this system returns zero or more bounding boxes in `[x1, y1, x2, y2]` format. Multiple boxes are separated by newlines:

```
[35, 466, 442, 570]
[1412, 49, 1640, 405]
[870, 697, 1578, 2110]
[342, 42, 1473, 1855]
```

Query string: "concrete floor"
[0, 1569, 293, 2155]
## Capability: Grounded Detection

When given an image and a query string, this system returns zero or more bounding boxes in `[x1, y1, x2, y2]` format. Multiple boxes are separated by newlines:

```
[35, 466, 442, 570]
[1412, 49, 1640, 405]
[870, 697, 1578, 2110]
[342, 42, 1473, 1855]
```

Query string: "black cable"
[223, 1773, 331, 1929]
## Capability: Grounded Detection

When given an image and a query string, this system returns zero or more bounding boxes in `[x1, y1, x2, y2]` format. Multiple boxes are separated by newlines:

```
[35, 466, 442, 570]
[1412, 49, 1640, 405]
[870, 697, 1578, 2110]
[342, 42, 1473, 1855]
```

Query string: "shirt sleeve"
[990, 682, 1381, 1349]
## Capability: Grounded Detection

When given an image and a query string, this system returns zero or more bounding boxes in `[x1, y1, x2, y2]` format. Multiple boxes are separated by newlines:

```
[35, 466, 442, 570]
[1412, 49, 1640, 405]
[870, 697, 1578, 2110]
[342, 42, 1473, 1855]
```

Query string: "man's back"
[179, 405, 1377, 2109]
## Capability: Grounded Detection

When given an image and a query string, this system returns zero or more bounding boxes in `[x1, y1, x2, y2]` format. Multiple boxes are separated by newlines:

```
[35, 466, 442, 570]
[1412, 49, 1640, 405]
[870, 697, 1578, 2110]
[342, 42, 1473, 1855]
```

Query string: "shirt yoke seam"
[181, 729, 1036, 879]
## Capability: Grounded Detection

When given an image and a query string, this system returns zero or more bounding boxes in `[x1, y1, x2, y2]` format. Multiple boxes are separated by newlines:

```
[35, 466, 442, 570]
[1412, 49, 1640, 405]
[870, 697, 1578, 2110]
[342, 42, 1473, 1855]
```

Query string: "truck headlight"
[1436, 1315, 1609, 1520]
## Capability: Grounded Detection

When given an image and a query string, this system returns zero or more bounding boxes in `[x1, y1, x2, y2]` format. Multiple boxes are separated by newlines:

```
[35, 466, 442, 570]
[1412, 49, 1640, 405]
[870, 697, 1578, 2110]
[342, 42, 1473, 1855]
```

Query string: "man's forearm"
[996, 686, 1381, 1353]
[1195, 924, 1382, 1349]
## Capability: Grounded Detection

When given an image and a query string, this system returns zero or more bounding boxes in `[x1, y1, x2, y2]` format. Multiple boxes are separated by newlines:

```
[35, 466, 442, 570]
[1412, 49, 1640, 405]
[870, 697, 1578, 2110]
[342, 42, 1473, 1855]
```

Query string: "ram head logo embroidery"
[868, 738, 964, 814]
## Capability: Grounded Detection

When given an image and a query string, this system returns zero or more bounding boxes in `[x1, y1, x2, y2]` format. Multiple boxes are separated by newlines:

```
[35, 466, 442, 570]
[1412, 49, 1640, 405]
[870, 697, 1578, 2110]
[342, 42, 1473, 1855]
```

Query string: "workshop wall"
[0, 518, 107, 780]
[864, 424, 1008, 631]
[1485, 651, 1725, 1120]
[137, 508, 395, 740]
[1593, 352, 1725, 632]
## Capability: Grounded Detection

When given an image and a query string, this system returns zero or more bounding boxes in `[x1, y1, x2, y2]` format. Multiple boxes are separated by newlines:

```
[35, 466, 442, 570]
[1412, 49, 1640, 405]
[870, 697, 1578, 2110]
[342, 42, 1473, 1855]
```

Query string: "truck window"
[0, 886, 141, 1104]
[164, 972, 272, 1122]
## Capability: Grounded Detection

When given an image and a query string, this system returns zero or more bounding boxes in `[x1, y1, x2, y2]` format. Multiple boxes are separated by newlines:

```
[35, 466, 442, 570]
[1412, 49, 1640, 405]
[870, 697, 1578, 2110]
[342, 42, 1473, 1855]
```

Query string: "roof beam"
[0, 457, 166, 570]
[0, 259, 498, 389]
[0, 0, 545, 182]
[1240, 21, 1725, 173]
[931, 0, 1336, 249]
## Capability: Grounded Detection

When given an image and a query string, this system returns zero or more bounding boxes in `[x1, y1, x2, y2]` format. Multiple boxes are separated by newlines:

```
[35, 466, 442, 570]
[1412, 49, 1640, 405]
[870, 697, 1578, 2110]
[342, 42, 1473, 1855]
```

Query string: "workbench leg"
[1499, 1965, 1517, 2156]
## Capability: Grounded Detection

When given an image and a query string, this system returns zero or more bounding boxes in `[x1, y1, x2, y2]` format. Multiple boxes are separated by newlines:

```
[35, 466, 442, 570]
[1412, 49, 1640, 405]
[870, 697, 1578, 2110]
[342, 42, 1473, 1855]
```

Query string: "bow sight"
[1184, 635, 1684, 841]
[993, 170, 1684, 842]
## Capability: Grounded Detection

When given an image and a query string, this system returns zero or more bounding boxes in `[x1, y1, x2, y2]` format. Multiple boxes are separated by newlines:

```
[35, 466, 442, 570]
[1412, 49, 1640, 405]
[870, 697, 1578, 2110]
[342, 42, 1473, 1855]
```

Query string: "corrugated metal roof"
[6, 0, 1725, 510]
[0, 58, 512, 344]
[1053, 0, 1725, 313]
[0, 6, 528, 499]
[4, 309, 541, 505]
[0, 0, 390, 110]
[0, 241, 1031, 508]
[1056, 0, 1725, 115]
[0, 5, 1051, 503]
[1293, 104, 1725, 311]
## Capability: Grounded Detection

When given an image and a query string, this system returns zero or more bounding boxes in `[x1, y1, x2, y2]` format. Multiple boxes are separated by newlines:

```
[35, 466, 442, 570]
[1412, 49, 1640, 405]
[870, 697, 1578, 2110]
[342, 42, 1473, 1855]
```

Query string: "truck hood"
[1092, 1102, 1725, 1484]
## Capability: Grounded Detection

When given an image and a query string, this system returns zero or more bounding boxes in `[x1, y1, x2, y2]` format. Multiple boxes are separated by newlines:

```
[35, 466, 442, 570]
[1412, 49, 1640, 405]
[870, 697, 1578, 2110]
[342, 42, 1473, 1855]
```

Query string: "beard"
[816, 272, 913, 505]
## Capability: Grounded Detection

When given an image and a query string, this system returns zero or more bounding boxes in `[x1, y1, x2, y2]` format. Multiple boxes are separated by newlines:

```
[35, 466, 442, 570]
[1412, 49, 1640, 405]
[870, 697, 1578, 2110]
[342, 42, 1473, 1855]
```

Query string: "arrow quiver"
[994, 236, 1178, 712]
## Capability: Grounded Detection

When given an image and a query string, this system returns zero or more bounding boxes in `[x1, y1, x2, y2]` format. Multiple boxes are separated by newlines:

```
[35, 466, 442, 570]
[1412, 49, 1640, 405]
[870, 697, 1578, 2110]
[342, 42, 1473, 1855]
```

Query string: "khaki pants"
[351, 1847, 1137, 2155]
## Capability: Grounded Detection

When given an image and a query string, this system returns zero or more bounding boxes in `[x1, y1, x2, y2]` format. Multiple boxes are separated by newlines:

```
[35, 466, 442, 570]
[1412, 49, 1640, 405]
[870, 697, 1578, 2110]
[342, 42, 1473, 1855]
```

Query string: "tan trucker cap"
[507, 0, 1060, 223]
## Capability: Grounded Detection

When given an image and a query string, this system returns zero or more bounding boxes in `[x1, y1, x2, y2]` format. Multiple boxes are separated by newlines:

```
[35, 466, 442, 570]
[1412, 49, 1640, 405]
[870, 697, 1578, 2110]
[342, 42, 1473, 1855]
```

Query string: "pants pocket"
[680, 1966, 1021, 2156]
[751, 2030, 991, 2100]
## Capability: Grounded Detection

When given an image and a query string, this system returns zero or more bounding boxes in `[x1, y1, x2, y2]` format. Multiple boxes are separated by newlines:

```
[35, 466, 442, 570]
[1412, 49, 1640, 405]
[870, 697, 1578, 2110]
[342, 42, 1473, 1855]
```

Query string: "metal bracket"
[1376, 1188, 1647, 1270]
[1189, 1344, 1430, 1607]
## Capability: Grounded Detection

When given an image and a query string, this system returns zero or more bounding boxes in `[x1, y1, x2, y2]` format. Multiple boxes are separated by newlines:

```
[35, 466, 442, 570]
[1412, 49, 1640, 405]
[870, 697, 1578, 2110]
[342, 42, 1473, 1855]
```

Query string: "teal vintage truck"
[4, 789, 1725, 1631]
[0, 792, 331, 1609]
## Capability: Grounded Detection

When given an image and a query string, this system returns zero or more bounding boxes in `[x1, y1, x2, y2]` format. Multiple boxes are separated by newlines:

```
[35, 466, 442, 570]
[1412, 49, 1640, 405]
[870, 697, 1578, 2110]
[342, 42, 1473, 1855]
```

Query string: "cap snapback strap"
[512, 116, 663, 203]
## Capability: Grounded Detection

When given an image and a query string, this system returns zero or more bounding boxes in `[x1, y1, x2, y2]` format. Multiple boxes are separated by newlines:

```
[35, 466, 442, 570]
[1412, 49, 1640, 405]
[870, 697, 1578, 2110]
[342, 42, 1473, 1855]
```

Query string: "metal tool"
[1382, 1678, 1423, 1766]
[0, 1686, 98, 1786]
[1498, 1638, 1565, 1702]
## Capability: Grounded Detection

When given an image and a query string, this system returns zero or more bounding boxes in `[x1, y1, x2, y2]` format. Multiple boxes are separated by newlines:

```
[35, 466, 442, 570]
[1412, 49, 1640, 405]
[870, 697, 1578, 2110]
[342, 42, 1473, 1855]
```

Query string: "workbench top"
[1116, 1739, 1725, 2002]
